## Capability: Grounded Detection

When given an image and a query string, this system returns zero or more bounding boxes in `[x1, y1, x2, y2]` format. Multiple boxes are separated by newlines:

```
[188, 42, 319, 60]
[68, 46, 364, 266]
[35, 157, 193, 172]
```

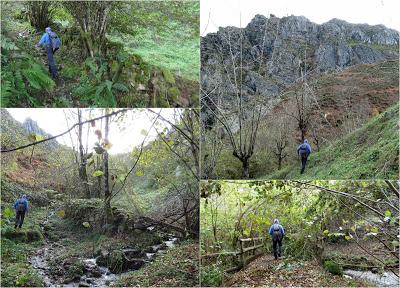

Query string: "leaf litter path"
[223, 254, 369, 287]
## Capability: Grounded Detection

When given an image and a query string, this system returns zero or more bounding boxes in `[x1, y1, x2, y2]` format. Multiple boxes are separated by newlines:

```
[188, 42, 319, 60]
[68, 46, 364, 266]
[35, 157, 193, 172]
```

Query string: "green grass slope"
[265, 103, 399, 179]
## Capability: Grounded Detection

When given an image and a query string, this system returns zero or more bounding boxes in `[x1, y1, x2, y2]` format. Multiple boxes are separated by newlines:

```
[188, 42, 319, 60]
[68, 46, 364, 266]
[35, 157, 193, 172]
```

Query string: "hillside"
[1, 1, 199, 108]
[201, 56, 399, 179]
[265, 103, 399, 179]
[1, 109, 199, 287]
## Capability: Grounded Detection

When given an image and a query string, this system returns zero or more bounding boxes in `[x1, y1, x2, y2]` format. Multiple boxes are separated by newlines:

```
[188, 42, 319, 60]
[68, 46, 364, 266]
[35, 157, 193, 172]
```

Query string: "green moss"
[0, 237, 44, 287]
[168, 87, 180, 102]
[324, 260, 343, 275]
[1, 227, 43, 243]
[115, 241, 199, 287]
[65, 260, 84, 282]
[1, 263, 44, 287]
[109, 250, 125, 273]
[162, 69, 176, 84]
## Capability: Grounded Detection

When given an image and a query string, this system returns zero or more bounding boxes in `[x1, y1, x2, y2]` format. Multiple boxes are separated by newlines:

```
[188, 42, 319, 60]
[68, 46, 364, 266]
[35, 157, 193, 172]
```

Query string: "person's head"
[274, 219, 279, 224]
[45, 27, 52, 33]
[304, 139, 308, 144]
[22, 194, 27, 199]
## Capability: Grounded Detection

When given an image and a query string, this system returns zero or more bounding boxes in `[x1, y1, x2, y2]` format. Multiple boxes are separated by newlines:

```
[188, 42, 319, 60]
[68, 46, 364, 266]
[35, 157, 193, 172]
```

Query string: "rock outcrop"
[201, 14, 399, 126]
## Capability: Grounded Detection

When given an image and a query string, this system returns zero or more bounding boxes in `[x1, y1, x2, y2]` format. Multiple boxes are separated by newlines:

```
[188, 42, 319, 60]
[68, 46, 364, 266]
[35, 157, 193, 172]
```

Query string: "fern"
[1, 37, 55, 107]
[74, 56, 130, 107]
[113, 83, 129, 92]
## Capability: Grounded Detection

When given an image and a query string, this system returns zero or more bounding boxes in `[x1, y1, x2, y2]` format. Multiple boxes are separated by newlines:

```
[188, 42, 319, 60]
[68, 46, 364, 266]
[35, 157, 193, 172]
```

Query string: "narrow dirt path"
[223, 254, 368, 287]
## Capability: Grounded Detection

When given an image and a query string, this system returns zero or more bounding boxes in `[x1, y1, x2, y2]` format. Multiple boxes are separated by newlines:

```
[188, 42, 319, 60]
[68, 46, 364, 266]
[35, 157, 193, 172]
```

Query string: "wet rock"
[78, 281, 90, 287]
[97, 249, 147, 273]
[65, 259, 84, 282]
[123, 248, 145, 259]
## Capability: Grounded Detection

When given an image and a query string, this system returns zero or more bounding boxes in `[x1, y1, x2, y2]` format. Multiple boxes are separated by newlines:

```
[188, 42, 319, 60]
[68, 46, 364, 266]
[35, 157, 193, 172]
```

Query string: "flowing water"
[344, 269, 399, 287]
[30, 213, 180, 287]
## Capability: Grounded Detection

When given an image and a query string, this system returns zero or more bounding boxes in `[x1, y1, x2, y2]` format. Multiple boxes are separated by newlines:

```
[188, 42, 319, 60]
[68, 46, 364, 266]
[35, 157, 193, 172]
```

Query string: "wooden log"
[242, 243, 264, 253]
[239, 237, 262, 242]
[201, 251, 239, 258]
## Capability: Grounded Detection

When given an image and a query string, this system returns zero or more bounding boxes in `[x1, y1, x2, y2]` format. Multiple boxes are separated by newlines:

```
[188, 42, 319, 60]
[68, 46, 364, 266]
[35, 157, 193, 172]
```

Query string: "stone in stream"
[96, 249, 147, 273]
[78, 281, 90, 287]
[83, 258, 103, 278]
[122, 248, 145, 259]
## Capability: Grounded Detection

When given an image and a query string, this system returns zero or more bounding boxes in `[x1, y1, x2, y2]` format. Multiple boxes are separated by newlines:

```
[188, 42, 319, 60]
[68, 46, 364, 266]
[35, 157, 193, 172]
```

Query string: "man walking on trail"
[269, 219, 285, 260]
[13, 194, 29, 229]
[35, 27, 60, 79]
[297, 139, 312, 174]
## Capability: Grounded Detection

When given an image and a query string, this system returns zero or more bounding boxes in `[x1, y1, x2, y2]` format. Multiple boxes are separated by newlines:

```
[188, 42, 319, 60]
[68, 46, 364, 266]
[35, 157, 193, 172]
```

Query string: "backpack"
[299, 143, 310, 154]
[272, 224, 282, 241]
[48, 31, 61, 51]
[16, 199, 26, 212]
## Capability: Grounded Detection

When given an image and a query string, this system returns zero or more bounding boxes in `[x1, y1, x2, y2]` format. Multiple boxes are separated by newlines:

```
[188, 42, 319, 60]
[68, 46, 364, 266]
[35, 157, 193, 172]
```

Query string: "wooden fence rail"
[238, 237, 264, 267]
[201, 237, 264, 272]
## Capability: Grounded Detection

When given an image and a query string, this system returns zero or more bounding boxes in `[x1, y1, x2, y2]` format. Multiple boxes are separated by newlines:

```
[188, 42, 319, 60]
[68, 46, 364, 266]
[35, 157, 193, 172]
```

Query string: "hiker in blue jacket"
[297, 139, 312, 174]
[269, 219, 285, 260]
[35, 27, 59, 79]
[13, 195, 29, 229]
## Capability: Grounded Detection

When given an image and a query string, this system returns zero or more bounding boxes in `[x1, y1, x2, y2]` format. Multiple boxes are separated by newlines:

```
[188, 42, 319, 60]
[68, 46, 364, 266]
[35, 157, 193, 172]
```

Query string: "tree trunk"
[78, 110, 91, 198]
[103, 111, 112, 224]
[278, 156, 282, 170]
[29, 146, 35, 164]
[96, 156, 102, 198]
[183, 199, 190, 238]
[242, 158, 250, 179]
[27, 1, 51, 31]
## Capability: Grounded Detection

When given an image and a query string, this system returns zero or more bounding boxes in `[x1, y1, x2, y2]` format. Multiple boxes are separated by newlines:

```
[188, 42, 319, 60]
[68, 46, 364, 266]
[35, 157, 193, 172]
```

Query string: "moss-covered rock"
[64, 259, 85, 282]
[64, 198, 104, 227]
[1, 227, 43, 243]
[326, 232, 346, 243]
[162, 69, 175, 84]
[324, 260, 343, 275]
[168, 87, 181, 103]
[96, 248, 146, 273]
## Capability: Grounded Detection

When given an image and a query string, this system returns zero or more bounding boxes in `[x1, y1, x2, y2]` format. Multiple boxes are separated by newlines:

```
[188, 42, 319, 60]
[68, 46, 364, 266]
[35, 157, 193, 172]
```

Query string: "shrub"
[324, 260, 343, 275]
[200, 264, 224, 287]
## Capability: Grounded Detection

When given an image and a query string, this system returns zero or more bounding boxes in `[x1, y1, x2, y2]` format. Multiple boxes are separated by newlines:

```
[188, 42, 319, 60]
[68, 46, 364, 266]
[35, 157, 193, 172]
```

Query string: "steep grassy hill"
[265, 103, 399, 179]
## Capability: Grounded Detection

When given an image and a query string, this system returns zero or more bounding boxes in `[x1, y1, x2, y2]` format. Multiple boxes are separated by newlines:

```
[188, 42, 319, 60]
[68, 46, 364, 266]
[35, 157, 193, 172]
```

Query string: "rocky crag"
[201, 14, 399, 118]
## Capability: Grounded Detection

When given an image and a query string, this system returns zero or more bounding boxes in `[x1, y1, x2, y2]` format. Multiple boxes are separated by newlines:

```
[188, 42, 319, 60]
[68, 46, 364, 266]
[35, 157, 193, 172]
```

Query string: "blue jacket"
[38, 33, 51, 47]
[297, 140, 312, 155]
[269, 223, 285, 236]
[14, 197, 29, 213]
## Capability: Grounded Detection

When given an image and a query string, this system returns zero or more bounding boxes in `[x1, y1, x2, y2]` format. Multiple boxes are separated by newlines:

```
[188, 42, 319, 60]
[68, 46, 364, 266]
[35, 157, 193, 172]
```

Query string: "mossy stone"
[324, 260, 343, 275]
[162, 69, 175, 84]
[168, 87, 180, 102]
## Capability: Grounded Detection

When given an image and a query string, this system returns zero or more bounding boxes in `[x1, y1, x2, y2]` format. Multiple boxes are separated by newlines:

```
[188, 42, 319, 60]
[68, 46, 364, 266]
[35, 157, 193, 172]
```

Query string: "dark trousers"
[15, 211, 25, 228]
[272, 234, 283, 259]
[47, 46, 58, 79]
[300, 153, 309, 174]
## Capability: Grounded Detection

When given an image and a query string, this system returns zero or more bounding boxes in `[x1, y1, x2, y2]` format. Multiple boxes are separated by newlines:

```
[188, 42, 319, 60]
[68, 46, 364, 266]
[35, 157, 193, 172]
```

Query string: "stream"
[30, 214, 179, 287]
[344, 269, 399, 287]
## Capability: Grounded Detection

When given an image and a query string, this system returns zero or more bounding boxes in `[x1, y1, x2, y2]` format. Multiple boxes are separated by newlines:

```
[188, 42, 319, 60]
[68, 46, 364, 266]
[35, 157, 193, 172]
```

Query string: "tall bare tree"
[63, 1, 114, 57]
[26, 1, 53, 31]
[103, 109, 112, 223]
[77, 109, 91, 198]
[201, 22, 271, 178]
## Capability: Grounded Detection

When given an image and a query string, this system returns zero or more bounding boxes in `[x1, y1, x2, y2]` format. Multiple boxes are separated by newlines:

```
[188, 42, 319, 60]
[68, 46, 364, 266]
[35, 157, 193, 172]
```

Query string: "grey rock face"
[22, 118, 58, 149]
[201, 14, 399, 121]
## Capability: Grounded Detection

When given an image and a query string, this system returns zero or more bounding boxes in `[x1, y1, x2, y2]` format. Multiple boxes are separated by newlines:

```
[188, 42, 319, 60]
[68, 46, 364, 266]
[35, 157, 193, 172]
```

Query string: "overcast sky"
[6, 108, 178, 155]
[201, 0, 400, 35]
